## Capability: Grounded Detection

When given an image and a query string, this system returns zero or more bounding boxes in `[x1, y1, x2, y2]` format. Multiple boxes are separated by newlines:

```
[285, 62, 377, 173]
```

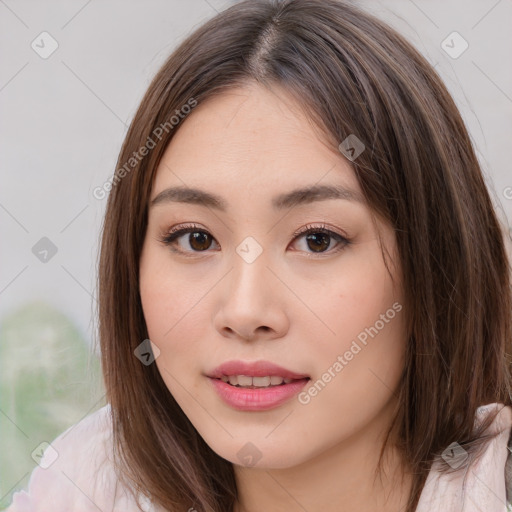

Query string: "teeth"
[220, 375, 298, 387]
[253, 376, 271, 387]
[237, 375, 253, 387]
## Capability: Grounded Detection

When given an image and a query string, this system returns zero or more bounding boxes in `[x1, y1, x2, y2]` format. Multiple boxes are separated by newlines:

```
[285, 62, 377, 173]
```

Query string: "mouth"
[206, 360, 311, 411]
[207, 359, 310, 383]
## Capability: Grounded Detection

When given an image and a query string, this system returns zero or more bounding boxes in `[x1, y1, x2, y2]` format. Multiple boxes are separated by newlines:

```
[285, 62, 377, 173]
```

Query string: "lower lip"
[208, 377, 310, 411]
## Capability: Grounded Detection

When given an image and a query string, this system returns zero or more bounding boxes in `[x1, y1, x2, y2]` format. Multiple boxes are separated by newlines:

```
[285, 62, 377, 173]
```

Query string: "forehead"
[151, 83, 360, 203]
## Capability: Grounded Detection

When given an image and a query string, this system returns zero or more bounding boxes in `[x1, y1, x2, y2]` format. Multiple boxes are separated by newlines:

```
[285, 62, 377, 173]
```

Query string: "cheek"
[318, 244, 402, 346]
[306, 244, 405, 395]
[139, 268, 209, 407]
[297, 286, 404, 446]
[139, 251, 205, 358]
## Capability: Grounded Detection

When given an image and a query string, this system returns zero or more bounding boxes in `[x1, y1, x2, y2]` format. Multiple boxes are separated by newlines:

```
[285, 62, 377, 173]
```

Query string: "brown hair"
[96, 1, 512, 510]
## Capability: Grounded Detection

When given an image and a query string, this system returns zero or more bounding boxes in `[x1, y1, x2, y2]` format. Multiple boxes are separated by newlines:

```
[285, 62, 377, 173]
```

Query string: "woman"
[7, 0, 512, 510]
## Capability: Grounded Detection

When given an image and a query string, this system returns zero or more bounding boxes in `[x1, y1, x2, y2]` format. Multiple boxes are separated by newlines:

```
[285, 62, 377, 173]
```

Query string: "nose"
[213, 248, 289, 342]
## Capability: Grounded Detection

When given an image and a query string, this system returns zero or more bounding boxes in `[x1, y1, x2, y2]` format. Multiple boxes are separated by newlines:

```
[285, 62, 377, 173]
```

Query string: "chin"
[200, 433, 312, 470]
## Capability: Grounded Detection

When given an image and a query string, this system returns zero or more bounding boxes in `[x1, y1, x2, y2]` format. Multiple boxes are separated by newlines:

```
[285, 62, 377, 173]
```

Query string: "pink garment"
[5, 405, 165, 512]
[5, 403, 512, 511]
[416, 403, 512, 512]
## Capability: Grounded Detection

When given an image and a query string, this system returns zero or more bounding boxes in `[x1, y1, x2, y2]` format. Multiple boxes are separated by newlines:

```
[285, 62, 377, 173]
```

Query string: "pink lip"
[206, 360, 310, 411]
[207, 360, 309, 380]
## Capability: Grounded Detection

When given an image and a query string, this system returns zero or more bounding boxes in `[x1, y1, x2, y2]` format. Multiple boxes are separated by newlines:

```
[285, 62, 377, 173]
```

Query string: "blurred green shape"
[0, 301, 105, 509]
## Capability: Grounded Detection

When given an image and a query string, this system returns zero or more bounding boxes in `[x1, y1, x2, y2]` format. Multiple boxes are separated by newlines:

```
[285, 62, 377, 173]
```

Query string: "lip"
[206, 360, 310, 411]
[207, 360, 309, 380]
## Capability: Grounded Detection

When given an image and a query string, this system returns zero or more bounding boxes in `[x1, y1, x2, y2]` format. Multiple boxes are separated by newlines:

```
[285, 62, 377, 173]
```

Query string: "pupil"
[190, 232, 211, 251]
[307, 233, 330, 252]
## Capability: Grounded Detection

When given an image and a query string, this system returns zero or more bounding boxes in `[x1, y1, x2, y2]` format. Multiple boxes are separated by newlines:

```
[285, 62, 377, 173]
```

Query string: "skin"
[139, 82, 412, 512]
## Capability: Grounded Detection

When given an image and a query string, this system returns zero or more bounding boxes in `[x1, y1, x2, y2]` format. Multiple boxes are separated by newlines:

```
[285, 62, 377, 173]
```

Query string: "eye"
[158, 223, 218, 255]
[290, 223, 350, 257]
[158, 223, 350, 257]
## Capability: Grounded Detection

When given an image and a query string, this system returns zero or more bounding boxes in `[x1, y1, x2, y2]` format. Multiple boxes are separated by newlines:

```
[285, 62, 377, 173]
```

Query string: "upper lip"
[207, 360, 310, 380]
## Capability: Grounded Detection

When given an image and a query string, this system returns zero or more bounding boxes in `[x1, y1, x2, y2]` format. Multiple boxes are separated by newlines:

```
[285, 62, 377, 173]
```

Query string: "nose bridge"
[229, 233, 271, 298]
[216, 243, 284, 340]
[219, 229, 288, 328]
[212, 223, 291, 341]
[235, 233, 266, 265]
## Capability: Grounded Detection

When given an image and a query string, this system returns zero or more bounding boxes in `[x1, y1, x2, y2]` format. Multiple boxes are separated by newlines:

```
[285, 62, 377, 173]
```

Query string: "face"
[139, 82, 406, 469]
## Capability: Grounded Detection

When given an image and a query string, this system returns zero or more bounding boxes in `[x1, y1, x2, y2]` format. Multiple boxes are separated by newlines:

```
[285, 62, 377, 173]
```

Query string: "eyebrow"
[150, 184, 363, 211]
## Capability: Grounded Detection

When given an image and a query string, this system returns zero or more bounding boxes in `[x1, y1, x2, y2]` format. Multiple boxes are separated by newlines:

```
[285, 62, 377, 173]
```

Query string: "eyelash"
[158, 223, 350, 258]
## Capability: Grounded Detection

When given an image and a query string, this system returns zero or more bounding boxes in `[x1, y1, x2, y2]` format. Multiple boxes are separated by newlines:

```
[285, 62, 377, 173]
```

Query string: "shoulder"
[417, 403, 512, 512]
[5, 404, 153, 512]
